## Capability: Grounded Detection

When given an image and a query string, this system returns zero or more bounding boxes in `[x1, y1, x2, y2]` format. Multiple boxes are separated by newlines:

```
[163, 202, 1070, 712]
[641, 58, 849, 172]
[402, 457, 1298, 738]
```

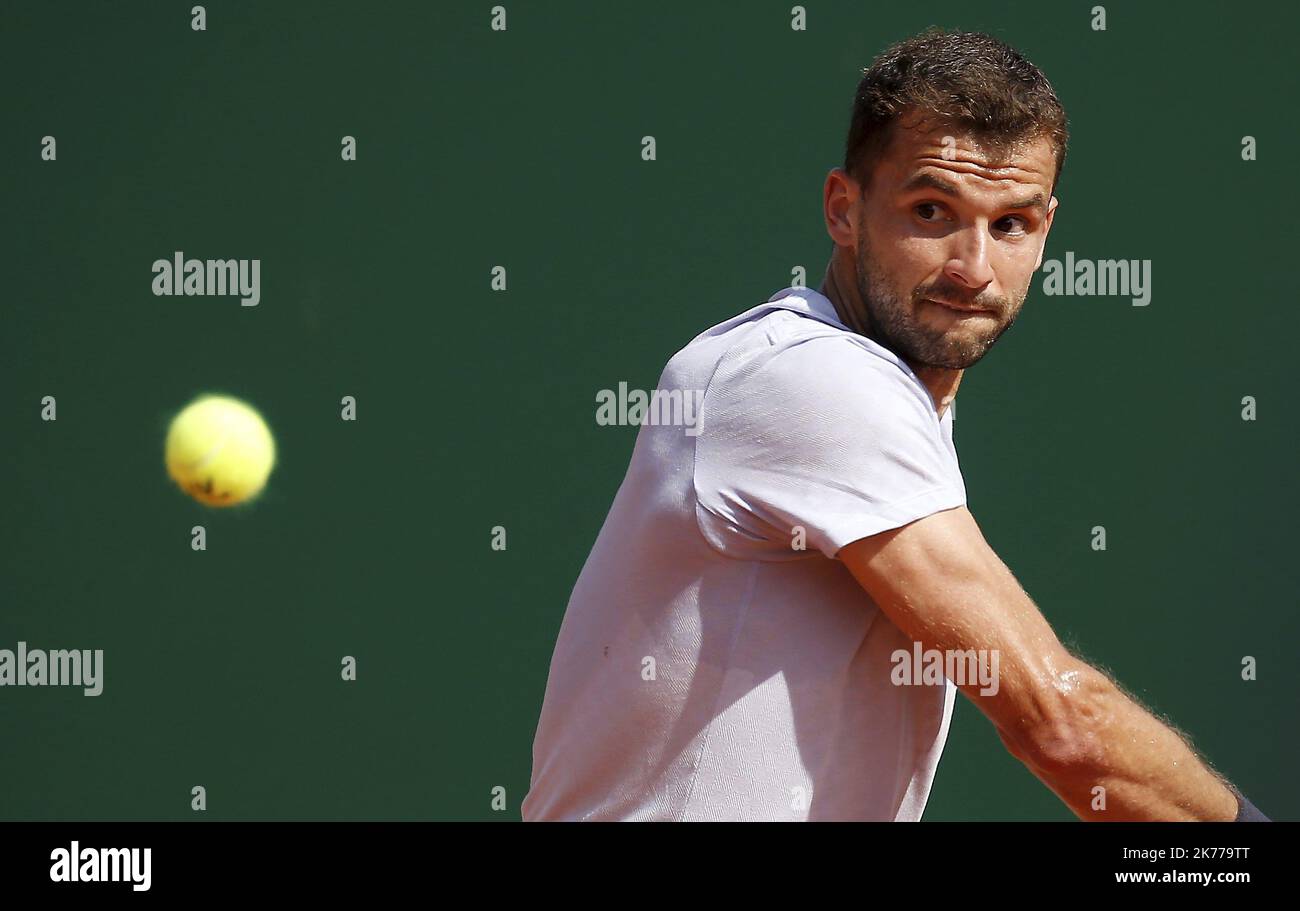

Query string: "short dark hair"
[843, 29, 1069, 193]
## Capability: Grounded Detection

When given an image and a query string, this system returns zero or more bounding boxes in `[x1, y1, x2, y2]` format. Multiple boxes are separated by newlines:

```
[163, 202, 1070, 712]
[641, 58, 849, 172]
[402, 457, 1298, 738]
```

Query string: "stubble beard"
[852, 231, 1024, 370]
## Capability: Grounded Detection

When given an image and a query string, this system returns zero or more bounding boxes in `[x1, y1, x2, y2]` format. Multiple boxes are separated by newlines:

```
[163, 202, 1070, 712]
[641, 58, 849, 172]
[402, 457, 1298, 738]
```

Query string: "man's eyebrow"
[900, 172, 1048, 214]
[900, 172, 961, 197]
[1004, 192, 1047, 213]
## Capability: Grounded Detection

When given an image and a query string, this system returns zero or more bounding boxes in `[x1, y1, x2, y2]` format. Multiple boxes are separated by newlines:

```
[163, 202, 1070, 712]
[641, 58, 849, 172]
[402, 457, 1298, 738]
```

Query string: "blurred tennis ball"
[164, 394, 276, 507]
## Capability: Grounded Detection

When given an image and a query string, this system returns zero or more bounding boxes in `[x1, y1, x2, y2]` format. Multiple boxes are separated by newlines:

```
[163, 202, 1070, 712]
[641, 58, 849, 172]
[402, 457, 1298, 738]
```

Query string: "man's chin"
[911, 343, 993, 371]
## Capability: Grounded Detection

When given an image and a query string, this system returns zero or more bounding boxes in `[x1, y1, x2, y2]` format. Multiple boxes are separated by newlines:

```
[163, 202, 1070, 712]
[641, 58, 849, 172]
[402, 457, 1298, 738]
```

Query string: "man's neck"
[911, 364, 963, 420]
[819, 258, 962, 420]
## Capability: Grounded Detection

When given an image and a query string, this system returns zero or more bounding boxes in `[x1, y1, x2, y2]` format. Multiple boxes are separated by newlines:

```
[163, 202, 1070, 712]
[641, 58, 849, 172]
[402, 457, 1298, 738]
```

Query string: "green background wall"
[1, 0, 1293, 820]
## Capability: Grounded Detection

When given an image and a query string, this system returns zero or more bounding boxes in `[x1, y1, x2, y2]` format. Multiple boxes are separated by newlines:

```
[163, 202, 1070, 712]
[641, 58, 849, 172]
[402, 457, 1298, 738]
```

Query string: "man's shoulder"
[674, 287, 909, 378]
[683, 287, 846, 344]
[718, 331, 929, 421]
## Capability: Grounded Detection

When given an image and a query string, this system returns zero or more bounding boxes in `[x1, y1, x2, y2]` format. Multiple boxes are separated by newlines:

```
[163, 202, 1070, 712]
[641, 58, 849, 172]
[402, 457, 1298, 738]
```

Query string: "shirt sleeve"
[693, 334, 966, 560]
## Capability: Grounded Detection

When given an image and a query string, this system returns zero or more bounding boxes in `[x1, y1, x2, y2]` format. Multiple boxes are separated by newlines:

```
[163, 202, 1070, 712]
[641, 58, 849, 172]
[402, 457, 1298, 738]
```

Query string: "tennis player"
[522, 29, 1268, 822]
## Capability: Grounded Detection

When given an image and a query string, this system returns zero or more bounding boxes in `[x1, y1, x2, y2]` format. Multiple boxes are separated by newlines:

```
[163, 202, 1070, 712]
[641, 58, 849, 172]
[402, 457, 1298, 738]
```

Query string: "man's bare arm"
[838, 505, 1240, 821]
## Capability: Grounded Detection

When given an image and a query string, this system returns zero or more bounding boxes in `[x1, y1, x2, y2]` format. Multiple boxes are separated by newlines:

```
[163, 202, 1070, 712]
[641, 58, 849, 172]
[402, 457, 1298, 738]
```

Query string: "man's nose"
[944, 226, 996, 291]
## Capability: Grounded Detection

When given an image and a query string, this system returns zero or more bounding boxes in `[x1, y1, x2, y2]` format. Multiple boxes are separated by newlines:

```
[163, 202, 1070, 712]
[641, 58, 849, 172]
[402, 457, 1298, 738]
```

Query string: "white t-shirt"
[522, 286, 968, 821]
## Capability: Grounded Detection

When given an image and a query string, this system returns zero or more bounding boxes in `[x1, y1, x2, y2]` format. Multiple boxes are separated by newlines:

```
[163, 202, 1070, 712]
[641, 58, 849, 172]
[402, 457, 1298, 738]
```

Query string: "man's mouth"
[924, 298, 993, 315]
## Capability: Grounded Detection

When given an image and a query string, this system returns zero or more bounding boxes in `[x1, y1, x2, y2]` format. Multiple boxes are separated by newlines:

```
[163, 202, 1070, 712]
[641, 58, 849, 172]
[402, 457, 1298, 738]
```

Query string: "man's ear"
[1033, 195, 1060, 271]
[823, 168, 863, 249]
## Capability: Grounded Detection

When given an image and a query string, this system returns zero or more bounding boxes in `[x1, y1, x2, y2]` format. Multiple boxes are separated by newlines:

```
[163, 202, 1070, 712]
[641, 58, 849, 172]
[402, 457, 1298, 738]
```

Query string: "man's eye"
[915, 203, 943, 221]
[996, 215, 1029, 234]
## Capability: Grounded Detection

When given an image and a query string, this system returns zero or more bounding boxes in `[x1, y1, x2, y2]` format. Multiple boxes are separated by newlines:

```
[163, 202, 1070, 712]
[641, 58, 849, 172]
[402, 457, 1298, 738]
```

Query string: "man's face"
[851, 119, 1059, 369]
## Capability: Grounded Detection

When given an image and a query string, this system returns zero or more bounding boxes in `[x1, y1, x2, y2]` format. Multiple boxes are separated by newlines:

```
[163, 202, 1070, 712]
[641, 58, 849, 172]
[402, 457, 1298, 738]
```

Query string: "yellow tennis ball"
[165, 394, 276, 507]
